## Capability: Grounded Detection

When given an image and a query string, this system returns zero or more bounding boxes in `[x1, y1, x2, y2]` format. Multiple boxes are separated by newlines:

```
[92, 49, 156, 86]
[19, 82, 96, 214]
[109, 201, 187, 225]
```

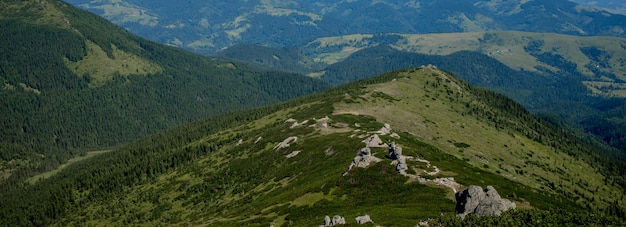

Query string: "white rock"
[363, 134, 385, 147]
[355, 214, 374, 224]
[378, 123, 392, 135]
[286, 150, 301, 158]
[274, 136, 298, 150]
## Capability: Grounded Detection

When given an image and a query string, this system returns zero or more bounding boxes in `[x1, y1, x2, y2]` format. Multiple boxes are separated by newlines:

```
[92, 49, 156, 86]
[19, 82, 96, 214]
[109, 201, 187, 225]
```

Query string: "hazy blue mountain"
[571, 0, 626, 14]
[64, 0, 626, 54]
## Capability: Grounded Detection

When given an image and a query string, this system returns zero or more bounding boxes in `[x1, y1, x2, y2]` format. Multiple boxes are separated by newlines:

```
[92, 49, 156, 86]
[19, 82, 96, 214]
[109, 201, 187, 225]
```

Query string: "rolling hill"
[0, 0, 329, 181]
[306, 32, 626, 153]
[64, 0, 626, 54]
[217, 31, 626, 153]
[1, 66, 624, 225]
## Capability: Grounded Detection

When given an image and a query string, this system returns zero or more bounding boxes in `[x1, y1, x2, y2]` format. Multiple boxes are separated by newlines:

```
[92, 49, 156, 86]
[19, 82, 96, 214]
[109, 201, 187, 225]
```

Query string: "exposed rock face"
[322, 215, 346, 226]
[344, 147, 382, 176]
[355, 214, 374, 224]
[396, 157, 408, 175]
[455, 185, 516, 219]
[388, 142, 402, 160]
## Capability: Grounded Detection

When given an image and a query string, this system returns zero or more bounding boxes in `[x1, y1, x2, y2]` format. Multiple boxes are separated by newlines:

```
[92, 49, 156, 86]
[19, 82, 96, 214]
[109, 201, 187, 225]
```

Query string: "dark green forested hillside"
[215, 44, 324, 74]
[0, 0, 329, 182]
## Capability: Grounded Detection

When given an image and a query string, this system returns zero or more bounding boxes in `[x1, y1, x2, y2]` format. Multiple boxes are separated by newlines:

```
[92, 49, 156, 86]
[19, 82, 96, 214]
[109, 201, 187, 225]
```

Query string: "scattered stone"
[323, 215, 346, 226]
[315, 116, 331, 128]
[355, 214, 374, 224]
[254, 136, 262, 144]
[285, 118, 297, 123]
[390, 133, 400, 139]
[325, 147, 335, 156]
[274, 136, 298, 150]
[378, 123, 392, 135]
[235, 139, 243, 146]
[455, 185, 516, 219]
[286, 150, 301, 158]
[363, 134, 385, 147]
[417, 219, 430, 227]
[290, 119, 309, 129]
[332, 215, 346, 225]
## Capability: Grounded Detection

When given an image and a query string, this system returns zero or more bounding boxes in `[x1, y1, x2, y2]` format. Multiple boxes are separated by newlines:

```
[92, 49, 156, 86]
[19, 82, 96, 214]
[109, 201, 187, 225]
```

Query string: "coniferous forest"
[0, 0, 329, 185]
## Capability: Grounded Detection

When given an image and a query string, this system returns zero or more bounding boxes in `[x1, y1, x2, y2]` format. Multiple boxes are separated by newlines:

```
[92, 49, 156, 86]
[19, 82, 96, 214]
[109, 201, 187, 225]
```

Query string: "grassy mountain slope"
[64, 0, 626, 54]
[303, 32, 626, 152]
[0, 0, 329, 181]
[3, 67, 624, 226]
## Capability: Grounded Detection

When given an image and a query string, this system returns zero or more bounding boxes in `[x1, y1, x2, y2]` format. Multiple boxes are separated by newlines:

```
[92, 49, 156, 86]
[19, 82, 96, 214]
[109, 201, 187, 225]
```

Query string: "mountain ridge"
[216, 31, 626, 152]
[2, 66, 624, 225]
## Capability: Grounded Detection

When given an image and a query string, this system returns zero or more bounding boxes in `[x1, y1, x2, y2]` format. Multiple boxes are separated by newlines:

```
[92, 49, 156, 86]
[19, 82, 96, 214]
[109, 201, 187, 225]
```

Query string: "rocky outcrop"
[378, 123, 392, 135]
[274, 136, 298, 150]
[396, 157, 408, 175]
[344, 147, 382, 176]
[322, 215, 346, 226]
[363, 134, 385, 147]
[355, 214, 374, 224]
[388, 142, 402, 160]
[455, 185, 516, 219]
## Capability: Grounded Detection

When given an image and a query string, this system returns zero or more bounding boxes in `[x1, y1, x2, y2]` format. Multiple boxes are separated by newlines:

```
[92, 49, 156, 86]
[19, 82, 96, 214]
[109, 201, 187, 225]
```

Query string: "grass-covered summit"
[2, 66, 624, 226]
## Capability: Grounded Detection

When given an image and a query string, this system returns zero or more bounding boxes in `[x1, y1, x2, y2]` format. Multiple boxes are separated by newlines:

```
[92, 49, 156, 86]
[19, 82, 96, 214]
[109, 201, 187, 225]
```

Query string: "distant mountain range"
[64, 0, 626, 54]
[571, 0, 626, 14]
